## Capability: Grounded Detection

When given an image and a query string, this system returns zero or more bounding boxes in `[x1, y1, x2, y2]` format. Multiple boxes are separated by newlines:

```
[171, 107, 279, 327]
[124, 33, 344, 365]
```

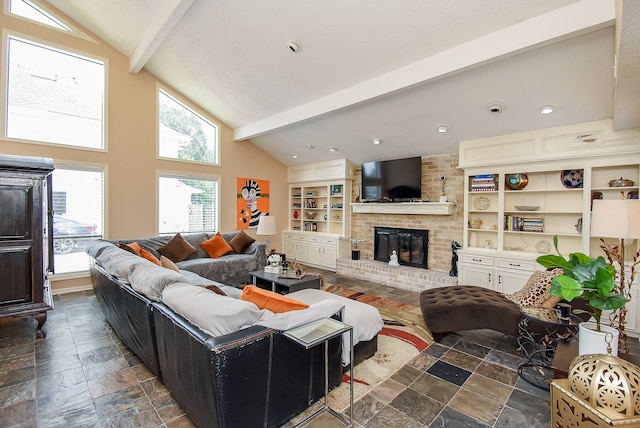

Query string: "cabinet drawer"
[308, 236, 322, 243]
[459, 254, 493, 266]
[322, 238, 337, 246]
[496, 258, 535, 271]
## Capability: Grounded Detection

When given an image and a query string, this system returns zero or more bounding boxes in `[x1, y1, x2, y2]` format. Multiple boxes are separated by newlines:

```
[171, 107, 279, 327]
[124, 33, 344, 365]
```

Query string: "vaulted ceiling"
[47, 0, 640, 166]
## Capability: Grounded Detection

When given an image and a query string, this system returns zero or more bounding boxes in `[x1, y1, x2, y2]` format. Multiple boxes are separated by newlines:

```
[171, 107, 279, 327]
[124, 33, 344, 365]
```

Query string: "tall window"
[8, 0, 70, 31]
[158, 89, 219, 165]
[52, 165, 104, 275]
[158, 172, 219, 234]
[5, 36, 105, 149]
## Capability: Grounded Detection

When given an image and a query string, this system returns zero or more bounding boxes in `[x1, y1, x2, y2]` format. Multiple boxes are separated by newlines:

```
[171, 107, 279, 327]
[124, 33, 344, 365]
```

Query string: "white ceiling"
[47, 0, 640, 166]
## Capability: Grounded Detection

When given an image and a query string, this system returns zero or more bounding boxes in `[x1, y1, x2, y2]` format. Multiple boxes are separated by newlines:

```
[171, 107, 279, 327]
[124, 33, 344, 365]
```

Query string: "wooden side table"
[552, 340, 640, 379]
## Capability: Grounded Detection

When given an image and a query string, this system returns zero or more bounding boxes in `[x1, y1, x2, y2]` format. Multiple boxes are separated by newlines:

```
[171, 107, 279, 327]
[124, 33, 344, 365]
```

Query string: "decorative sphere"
[569, 353, 640, 418]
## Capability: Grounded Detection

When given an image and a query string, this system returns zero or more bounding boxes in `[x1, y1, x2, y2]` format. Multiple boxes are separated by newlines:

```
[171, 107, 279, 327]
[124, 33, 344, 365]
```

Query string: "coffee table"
[249, 270, 321, 294]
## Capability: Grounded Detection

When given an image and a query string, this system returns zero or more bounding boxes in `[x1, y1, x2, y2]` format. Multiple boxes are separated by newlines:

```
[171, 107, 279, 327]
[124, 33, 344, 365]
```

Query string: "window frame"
[49, 160, 106, 279]
[4, 0, 97, 42]
[157, 84, 220, 166]
[1, 30, 108, 152]
[157, 169, 221, 235]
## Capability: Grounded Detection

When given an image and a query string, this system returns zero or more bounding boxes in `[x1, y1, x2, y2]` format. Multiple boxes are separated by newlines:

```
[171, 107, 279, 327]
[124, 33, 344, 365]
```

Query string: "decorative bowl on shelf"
[305, 211, 316, 219]
[505, 173, 528, 190]
[514, 205, 540, 211]
[609, 177, 635, 187]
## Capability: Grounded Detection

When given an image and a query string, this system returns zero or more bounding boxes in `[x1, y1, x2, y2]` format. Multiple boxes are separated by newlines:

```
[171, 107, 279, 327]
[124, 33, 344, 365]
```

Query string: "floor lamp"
[256, 215, 276, 256]
[591, 198, 640, 353]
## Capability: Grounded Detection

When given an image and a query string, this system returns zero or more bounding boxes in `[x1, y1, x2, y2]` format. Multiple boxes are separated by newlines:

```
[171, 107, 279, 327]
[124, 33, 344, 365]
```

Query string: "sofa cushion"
[177, 255, 258, 288]
[505, 268, 564, 308]
[177, 269, 242, 298]
[160, 255, 180, 272]
[128, 262, 186, 301]
[158, 233, 197, 262]
[228, 230, 255, 254]
[240, 285, 309, 313]
[200, 232, 233, 258]
[162, 283, 263, 336]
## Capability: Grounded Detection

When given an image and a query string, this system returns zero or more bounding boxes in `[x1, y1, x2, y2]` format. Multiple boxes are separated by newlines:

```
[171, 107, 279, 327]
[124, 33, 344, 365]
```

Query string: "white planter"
[578, 322, 619, 357]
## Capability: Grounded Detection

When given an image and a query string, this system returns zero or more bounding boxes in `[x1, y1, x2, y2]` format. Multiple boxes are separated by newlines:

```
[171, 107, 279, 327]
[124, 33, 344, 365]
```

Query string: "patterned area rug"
[322, 284, 434, 411]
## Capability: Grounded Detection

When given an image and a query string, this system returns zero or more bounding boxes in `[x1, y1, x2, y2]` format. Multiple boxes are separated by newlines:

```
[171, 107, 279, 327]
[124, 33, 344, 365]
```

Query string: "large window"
[52, 165, 104, 275]
[158, 89, 219, 165]
[5, 36, 105, 149]
[8, 0, 70, 31]
[158, 172, 219, 234]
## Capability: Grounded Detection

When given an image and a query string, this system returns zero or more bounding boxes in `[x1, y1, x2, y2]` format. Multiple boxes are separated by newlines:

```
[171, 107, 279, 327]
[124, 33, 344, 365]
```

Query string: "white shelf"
[349, 202, 456, 215]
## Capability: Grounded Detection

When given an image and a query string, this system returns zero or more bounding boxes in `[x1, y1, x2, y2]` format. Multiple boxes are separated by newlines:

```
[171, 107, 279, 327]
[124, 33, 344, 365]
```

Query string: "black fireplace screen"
[374, 227, 428, 269]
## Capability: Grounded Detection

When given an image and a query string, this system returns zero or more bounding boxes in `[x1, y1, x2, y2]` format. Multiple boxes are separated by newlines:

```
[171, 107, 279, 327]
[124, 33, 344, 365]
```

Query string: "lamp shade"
[256, 215, 276, 236]
[591, 199, 640, 239]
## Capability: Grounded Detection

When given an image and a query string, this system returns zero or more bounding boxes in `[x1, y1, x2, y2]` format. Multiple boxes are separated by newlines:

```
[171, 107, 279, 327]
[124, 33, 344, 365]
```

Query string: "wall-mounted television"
[361, 156, 422, 202]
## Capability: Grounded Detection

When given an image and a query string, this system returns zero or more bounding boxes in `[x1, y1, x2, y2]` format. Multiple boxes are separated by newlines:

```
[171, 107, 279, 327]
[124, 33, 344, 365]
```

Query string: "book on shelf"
[504, 216, 544, 232]
[470, 174, 497, 192]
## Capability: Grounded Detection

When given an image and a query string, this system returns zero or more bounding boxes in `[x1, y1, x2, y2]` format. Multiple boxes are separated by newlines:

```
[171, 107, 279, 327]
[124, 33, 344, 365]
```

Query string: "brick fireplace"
[374, 226, 428, 269]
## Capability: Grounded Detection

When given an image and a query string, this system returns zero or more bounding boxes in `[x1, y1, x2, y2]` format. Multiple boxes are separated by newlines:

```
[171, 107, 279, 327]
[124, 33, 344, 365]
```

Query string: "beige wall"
[0, 8, 288, 292]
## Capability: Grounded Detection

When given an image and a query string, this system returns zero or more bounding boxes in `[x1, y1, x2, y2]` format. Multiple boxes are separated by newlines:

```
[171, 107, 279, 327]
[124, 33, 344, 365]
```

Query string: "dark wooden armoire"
[0, 154, 54, 338]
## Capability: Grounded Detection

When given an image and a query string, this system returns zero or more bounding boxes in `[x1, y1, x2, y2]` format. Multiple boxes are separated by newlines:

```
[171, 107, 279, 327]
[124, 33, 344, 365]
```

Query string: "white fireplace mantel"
[350, 201, 456, 215]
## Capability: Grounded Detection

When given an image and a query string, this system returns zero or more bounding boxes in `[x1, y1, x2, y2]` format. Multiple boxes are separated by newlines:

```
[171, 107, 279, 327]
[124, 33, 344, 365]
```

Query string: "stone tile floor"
[0, 266, 577, 427]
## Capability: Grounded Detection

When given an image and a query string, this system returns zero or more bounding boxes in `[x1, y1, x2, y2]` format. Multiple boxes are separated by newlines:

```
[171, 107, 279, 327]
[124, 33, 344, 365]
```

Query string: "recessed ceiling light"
[437, 125, 448, 133]
[372, 138, 382, 145]
[329, 147, 338, 152]
[291, 154, 298, 159]
[487, 102, 505, 113]
[540, 105, 554, 114]
[287, 40, 300, 53]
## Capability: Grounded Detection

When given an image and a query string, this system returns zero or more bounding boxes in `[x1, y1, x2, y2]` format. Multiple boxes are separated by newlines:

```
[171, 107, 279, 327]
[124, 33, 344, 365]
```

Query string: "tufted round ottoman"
[419, 286, 522, 342]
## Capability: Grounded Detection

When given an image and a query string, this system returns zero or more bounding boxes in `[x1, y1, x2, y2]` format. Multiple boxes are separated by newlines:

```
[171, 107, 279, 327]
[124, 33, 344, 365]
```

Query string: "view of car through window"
[53, 214, 98, 254]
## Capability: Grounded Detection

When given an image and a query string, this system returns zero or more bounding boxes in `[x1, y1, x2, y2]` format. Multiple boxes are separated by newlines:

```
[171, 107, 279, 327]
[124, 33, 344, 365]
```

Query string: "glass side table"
[517, 306, 582, 390]
[283, 316, 353, 427]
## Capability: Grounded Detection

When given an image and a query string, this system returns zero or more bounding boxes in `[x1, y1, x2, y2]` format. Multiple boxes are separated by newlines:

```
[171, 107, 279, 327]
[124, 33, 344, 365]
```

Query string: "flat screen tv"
[361, 156, 422, 202]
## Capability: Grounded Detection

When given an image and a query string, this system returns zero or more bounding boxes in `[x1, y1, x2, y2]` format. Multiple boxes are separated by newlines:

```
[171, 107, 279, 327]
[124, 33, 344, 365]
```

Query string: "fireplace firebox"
[374, 227, 428, 269]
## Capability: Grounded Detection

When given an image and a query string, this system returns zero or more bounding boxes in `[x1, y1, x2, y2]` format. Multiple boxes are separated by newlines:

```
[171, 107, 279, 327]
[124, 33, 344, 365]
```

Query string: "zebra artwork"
[238, 178, 269, 228]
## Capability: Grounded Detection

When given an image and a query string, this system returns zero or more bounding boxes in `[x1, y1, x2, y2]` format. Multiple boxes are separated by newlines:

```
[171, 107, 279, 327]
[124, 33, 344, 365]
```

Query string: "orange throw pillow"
[240, 285, 309, 313]
[200, 232, 233, 258]
[118, 242, 160, 265]
[139, 247, 160, 265]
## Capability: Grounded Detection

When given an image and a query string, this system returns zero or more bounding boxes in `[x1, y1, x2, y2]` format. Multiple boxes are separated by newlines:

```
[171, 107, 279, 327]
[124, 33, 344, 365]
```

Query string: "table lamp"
[256, 215, 276, 254]
[591, 198, 640, 353]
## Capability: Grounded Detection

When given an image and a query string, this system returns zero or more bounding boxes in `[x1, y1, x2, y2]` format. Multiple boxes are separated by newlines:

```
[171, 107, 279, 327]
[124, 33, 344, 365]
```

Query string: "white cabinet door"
[496, 269, 531, 294]
[307, 243, 323, 266]
[459, 264, 493, 289]
[284, 239, 308, 262]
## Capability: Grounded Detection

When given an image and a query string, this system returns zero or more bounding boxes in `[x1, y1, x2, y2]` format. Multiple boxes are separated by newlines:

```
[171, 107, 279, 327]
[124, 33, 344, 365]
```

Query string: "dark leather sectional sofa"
[87, 240, 342, 428]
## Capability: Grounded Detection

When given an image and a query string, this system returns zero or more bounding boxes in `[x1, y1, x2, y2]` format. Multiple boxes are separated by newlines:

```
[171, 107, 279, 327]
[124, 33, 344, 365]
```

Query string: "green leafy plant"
[536, 236, 626, 332]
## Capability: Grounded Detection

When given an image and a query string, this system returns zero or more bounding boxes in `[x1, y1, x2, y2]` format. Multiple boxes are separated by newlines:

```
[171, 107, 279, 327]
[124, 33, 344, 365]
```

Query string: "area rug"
[322, 284, 434, 411]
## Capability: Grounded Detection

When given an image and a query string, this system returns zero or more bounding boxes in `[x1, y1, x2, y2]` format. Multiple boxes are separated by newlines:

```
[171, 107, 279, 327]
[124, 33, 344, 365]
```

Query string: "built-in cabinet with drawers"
[458, 119, 640, 334]
[284, 160, 353, 270]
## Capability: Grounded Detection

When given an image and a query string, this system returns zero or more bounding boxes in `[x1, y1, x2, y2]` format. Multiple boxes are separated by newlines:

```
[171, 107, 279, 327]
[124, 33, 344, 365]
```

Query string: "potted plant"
[536, 236, 627, 355]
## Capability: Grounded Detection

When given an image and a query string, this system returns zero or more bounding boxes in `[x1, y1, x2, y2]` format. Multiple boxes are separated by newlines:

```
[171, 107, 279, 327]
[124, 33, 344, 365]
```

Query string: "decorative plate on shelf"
[514, 205, 539, 211]
[535, 240, 552, 254]
[473, 196, 490, 210]
[561, 169, 583, 188]
[505, 173, 528, 190]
